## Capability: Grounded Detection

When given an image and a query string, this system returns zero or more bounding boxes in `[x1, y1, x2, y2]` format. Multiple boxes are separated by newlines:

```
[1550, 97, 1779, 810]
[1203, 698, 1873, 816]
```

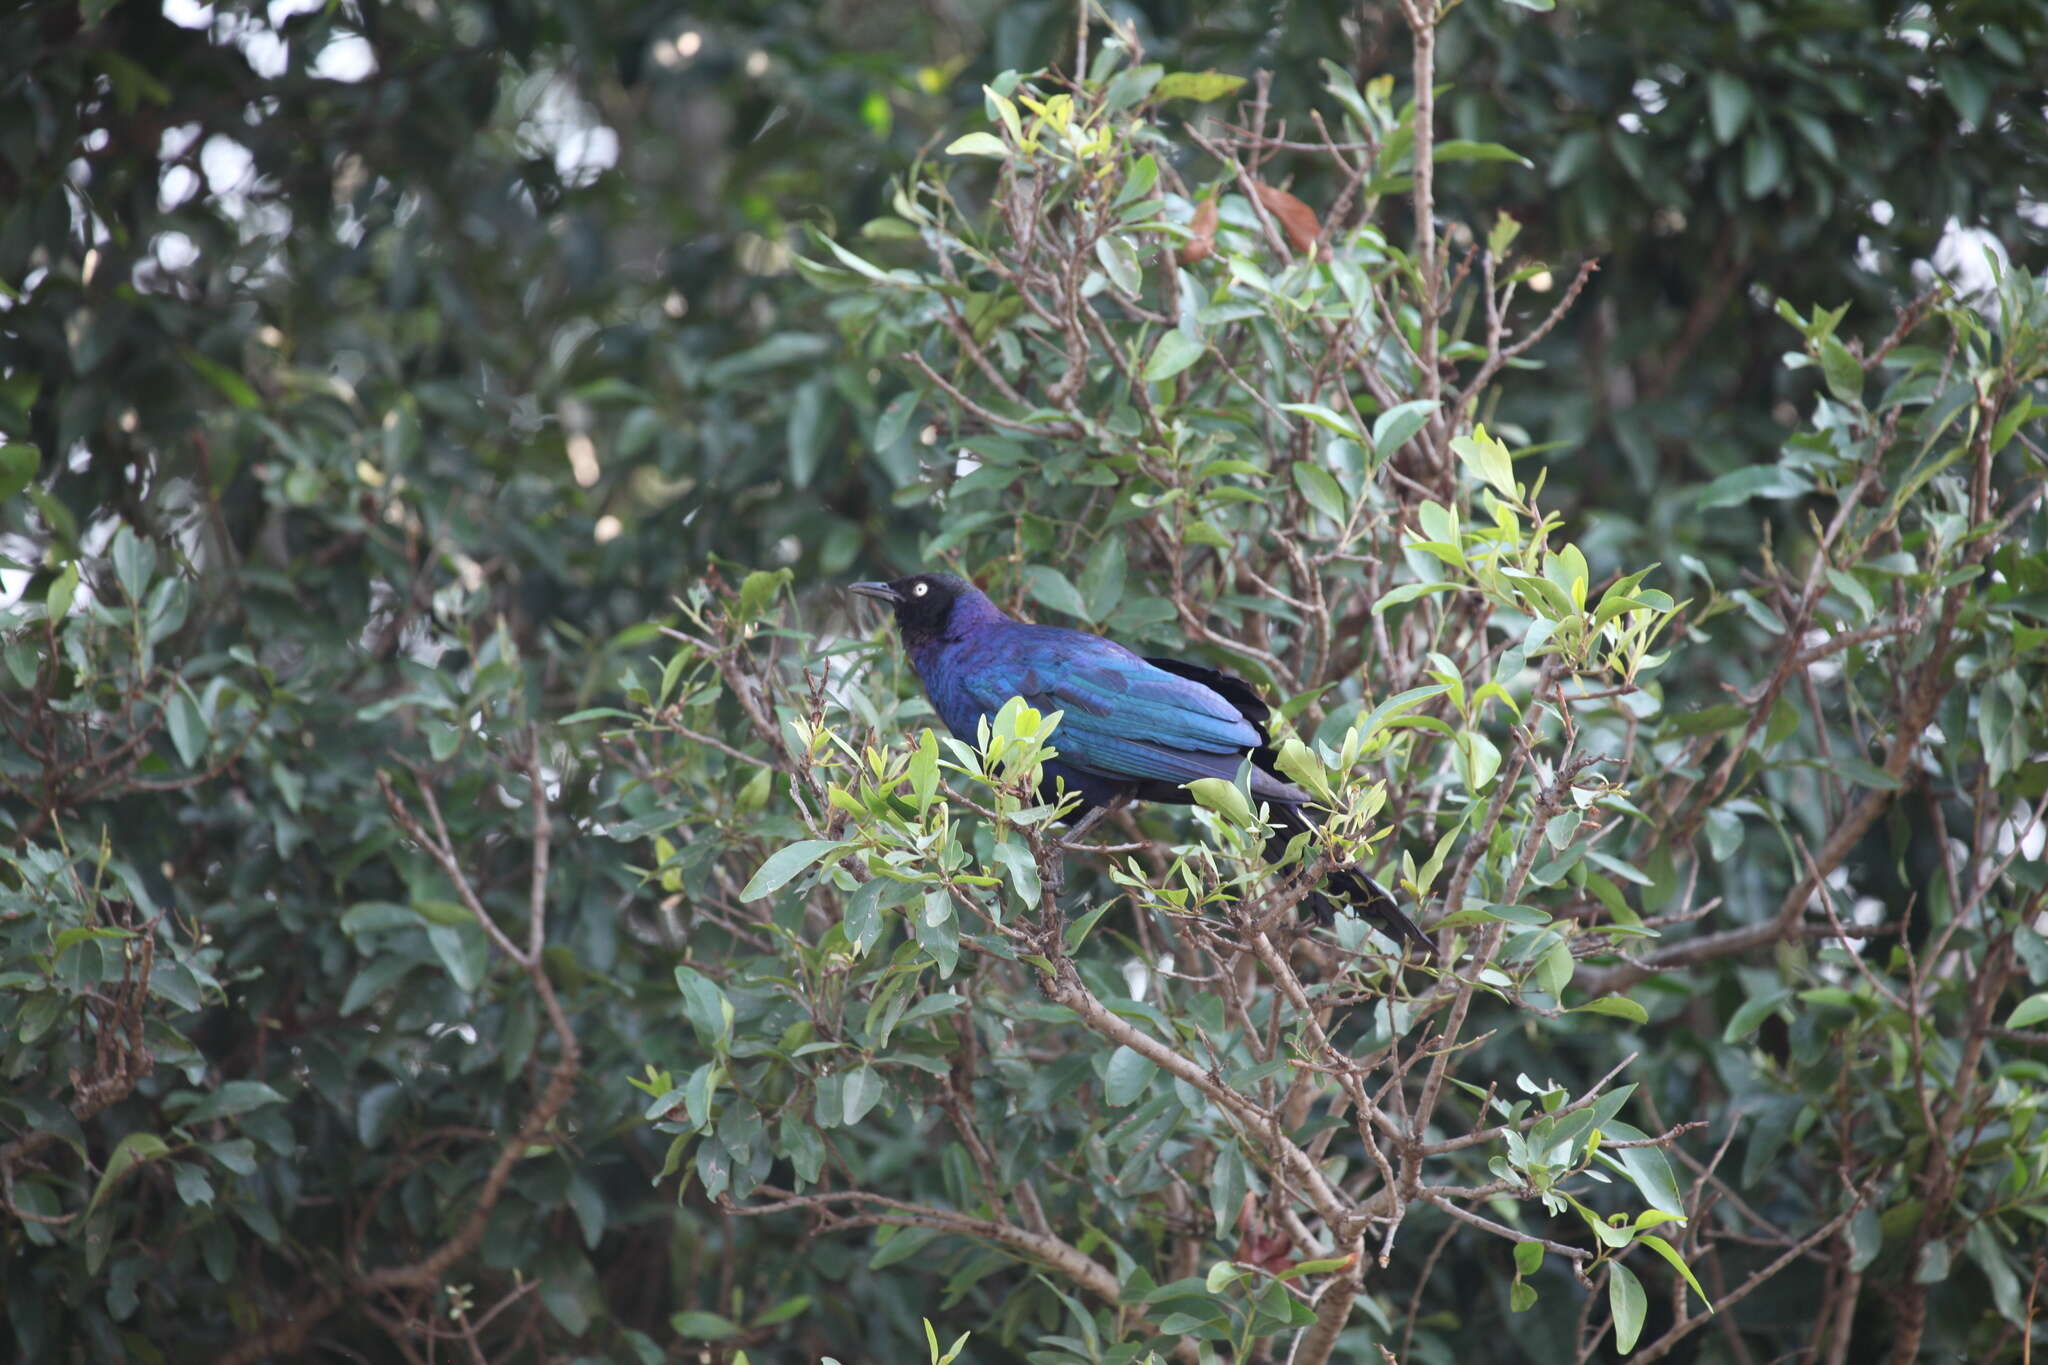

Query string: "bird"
[850, 571, 1435, 959]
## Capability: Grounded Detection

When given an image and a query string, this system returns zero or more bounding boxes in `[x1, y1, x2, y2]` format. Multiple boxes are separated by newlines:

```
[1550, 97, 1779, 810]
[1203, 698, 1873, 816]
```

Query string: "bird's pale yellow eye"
[913, 583, 929, 597]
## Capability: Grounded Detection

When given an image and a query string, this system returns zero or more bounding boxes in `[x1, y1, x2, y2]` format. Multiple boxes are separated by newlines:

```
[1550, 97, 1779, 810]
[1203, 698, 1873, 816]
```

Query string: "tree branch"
[220, 757, 580, 1364]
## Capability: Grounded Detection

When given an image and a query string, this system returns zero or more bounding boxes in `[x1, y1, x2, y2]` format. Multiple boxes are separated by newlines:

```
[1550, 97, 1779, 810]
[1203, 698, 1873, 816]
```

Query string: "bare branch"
[726, 1185, 1123, 1305]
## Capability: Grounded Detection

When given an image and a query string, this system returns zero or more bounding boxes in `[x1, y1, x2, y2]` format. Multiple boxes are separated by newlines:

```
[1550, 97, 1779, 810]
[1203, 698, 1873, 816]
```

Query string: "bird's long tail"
[1268, 804, 1437, 961]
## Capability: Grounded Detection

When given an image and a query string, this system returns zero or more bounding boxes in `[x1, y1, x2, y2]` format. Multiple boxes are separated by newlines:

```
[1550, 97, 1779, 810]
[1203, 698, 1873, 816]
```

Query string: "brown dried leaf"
[1241, 1233, 1294, 1275]
[1250, 181, 1323, 257]
[1232, 1192, 1294, 1274]
[1176, 198, 1218, 266]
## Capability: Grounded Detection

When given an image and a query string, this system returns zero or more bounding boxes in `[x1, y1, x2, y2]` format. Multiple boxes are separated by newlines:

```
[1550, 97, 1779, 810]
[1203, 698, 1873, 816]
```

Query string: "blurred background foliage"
[1, 0, 2045, 1361]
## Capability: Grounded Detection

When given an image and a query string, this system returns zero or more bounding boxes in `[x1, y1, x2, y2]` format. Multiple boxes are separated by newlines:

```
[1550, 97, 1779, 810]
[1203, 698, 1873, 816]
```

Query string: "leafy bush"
[608, 19, 2048, 1364]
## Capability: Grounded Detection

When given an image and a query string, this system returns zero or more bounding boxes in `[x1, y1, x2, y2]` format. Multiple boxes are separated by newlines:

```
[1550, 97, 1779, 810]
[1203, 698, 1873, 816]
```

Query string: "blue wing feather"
[946, 625, 1273, 787]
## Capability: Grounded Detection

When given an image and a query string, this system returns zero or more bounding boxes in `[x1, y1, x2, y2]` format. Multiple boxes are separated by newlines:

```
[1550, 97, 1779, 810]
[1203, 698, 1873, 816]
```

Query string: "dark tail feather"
[1269, 805, 1436, 960]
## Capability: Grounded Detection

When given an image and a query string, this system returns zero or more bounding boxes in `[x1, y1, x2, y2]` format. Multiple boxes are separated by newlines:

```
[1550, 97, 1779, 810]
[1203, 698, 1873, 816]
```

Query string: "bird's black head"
[849, 572, 978, 646]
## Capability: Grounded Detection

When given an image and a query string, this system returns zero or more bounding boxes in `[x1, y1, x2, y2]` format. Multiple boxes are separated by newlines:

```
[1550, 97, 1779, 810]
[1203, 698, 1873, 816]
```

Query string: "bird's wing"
[1141, 656, 1272, 741]
[960, 629, 1268, 786]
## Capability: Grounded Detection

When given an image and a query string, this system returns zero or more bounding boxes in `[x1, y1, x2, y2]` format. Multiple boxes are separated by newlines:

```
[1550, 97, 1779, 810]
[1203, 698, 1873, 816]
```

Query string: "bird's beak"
[848, 581, 904, 604]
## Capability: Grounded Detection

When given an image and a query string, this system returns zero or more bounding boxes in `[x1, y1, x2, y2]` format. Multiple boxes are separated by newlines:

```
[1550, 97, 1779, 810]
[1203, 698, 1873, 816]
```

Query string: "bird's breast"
[909, 637, 993, 739]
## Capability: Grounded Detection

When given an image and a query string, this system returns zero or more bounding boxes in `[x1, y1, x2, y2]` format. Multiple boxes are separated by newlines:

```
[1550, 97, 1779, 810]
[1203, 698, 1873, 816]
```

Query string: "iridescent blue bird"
[851, 572, 1434, 958]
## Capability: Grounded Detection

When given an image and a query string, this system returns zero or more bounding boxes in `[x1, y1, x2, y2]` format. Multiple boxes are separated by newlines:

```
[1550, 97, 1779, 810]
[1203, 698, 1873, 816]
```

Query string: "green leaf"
[1704, 806, 1744, 860]
[1095, 236, 1141, 295]
[875, 390, 918, 453]
[1847, 1204, 1882, 1271]
[1292, 461, 1349, 523]
[1546, 129, 1601, 187]
[1706, 73, 1752, 144]
[89, 1133, 171, 1213]
[166, 685, 208, 768]
[807, 232, 892, 288]
[843, 879, 887, 956]
[1024, 565, 1091, 621]
[1372, 581, 1458, 614]
[1273, 735, 1329, 798]
[1609, 1263, 1647, 1352]
[914, 888, 959, 976]
[1433, 139, 1531, 167]
[1355, 685, 1451, 747]
[1742, 125, 1785, 199]
[150, 961, 204, 1012]
[1572, 995, 1649, 1024]
[1638, 1235, 1711, 1309]
[203, 1138, 258, 1175]
[1143, 330, 1205, 382]
[46, 561, 79, 620]
[1279, 403, 1364, 442]
[1697, 464, 1811, 509]
[1600, 1120, 1687, 1217]
[674, 966, 735, 1050]
[1186, 778, 1253, 827]
[1572, 1196, 1634, 1248]
[870, 1225, 938, 1270]
[842, 1065, 884, 1125]
[185, 351, 259, 409]
[109, 526, 156, 605]
[29, 486, 77, 552]
[1154, 71, 1246, 102]
[1104, 1046, 1156, 1106]
[909, 727, 941, 811]
[1818, 335, 1863, 405]
[786, 382, 830, 487]
[1372, 399, 1438, 459]
[354, 1081, 405, 1151]
[671, 1311, 739, 1340]
[1277, 1253, 1362, 1282]
[411, 898, 471, 927]
[736, 568, 793, 624]
[1832, 757, 1900, 790]
[740, 840, 848, 900]
[1663, 704, 1746, 738]
[1115, 153, 1159, 209]
[1449, 424, 1516, 496]
[1823, 570, 1877, 630]
[1935, 55, 1989, 126]
[0, 443, 36, 502]
[1514, 1241, 1544, 1275]
[170, 1162, 211, 1212]
[2005, 993, 2048, 1030]
[944, 132, 1007, 157]
[991, 837, 1041, 906]
[1078, 535, 1126, 623]
[1436, 903, 1551, 927]
[1786, 110, 1838, 165]
[1460, 730, 1503, 792]
[185, 1080, 287, 1125]
[425, 922, 489, 994]
[1722, 987, 1791, 1043]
